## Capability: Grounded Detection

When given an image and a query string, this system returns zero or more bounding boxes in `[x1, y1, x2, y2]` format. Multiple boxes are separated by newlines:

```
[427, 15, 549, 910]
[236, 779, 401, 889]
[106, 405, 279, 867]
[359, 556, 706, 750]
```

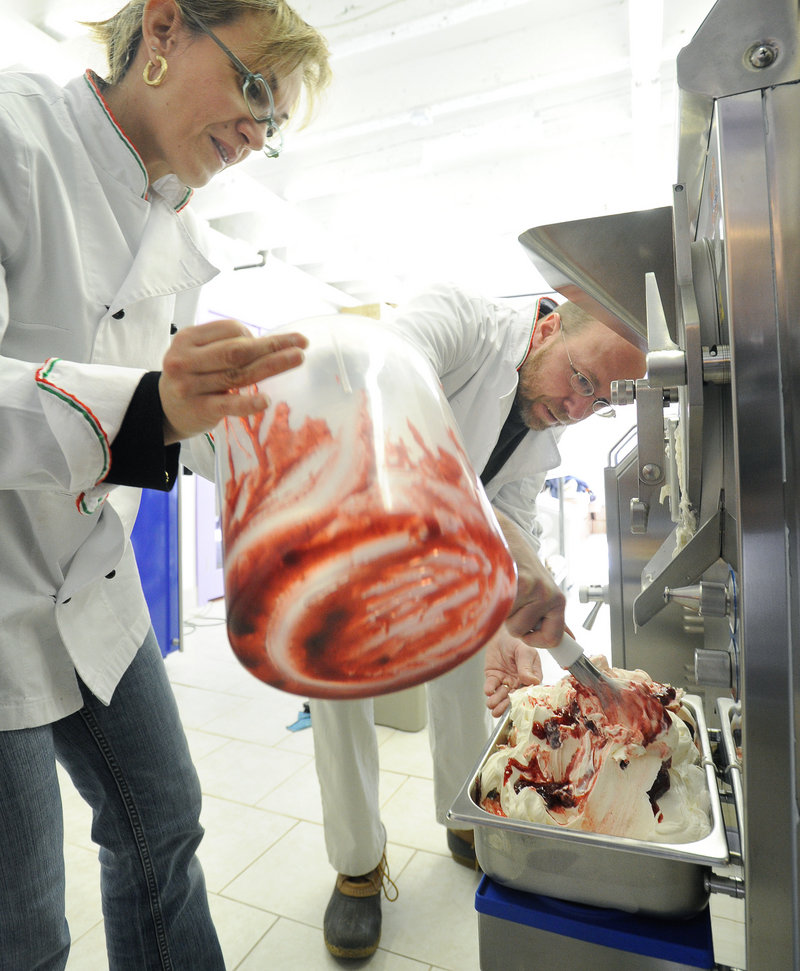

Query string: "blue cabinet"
[130, 483, 182, 657]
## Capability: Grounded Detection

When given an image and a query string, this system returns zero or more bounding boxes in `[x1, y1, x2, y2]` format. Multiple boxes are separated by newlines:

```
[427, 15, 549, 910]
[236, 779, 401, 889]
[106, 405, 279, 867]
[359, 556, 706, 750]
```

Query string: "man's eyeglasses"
[180, 9, 283, 158]
[559, 321, 615, 418]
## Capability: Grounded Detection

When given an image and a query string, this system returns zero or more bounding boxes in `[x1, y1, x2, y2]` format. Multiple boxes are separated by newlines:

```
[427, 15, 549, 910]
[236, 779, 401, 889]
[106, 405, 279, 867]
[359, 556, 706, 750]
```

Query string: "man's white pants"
[311, 648, 492, 876]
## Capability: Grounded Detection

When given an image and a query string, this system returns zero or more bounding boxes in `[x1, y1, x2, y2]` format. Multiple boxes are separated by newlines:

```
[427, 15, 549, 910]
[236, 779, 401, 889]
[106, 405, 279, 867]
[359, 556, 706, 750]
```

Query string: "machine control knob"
[579, 584, 607, 604]
[695, 648, 732, 687]
[611, 379, 636, 406]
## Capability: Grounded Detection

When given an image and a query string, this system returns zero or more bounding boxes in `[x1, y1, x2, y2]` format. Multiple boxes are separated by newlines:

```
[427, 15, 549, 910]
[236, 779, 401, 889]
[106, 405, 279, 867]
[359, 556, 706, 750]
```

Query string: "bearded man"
[309, 283, 646, 960]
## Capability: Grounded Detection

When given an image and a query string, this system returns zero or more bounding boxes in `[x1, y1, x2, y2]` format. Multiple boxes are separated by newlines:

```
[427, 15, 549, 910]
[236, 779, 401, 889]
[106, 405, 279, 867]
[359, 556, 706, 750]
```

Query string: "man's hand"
[493, 509, 566, 648]
[159, 320, 309, 444]
[484, 625, 543, 717]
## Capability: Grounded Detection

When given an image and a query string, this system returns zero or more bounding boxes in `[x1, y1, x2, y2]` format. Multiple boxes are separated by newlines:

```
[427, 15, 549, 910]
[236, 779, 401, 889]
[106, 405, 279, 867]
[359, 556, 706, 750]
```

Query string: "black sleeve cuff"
[106, 371, 180, 491]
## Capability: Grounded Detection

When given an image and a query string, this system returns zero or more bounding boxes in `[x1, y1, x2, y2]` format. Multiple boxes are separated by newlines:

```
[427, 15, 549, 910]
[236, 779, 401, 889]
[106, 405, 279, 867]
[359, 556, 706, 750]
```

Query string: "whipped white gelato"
[478, 661, 711, 843]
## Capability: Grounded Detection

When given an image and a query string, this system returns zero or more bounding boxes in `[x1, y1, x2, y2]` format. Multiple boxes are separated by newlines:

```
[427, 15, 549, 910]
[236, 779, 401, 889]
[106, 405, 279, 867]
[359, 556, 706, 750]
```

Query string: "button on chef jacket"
[0, 70, 219, 729]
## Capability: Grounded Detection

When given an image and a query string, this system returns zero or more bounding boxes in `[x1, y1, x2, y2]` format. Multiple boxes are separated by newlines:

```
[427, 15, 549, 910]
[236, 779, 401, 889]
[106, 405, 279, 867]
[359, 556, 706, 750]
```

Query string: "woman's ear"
[142, 0, 182, 55]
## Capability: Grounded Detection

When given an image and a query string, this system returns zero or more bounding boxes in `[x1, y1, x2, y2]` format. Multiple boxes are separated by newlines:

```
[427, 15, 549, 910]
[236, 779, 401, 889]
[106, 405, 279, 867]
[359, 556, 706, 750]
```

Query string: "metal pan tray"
[448, 695, 729, 916]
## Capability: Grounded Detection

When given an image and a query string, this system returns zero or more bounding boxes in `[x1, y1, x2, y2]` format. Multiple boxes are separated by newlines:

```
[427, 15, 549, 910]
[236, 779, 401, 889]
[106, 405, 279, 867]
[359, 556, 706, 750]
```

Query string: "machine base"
[475, 876, 715, 971]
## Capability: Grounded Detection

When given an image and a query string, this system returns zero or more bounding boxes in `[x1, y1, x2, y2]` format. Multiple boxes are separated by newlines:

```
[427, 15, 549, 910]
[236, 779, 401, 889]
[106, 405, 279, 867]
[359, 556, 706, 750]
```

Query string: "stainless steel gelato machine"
[512, 0, 800, 966]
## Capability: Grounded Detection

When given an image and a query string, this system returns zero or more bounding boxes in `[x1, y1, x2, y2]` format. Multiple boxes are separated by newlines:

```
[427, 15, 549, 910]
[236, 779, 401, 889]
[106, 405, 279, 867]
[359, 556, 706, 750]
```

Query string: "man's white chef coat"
[0, 70, 218, 729]
[313, 287, 567, 867]
[386, 283, 564, 543]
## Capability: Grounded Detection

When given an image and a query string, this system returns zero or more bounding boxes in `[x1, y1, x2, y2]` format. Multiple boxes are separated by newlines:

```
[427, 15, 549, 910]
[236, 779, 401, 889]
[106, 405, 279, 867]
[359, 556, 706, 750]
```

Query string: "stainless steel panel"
[604, 443, 713, 708]
[518, 208, 674, 349]
[677, 0, 800, 99]
[711, 83, 800, 969]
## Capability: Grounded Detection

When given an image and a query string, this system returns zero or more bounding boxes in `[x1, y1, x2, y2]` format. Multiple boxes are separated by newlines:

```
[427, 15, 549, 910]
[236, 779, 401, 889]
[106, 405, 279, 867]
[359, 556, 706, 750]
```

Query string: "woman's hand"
[159, 319, 308, 444]
[484, 625, 543, 717]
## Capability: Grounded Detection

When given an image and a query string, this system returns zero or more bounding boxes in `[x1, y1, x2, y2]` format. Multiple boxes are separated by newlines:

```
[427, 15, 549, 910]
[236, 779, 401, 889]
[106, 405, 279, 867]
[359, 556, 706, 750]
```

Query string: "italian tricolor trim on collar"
[82, 71, 194, 212]
[516, 296, 548, 371]
[84, 71, 149, 199]
[35, 358, 111, 512]
[174, 186, 193, 212]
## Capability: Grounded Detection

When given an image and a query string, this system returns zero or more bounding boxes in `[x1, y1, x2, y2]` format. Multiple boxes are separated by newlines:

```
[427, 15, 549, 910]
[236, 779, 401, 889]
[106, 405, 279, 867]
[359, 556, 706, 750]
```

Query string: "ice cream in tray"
[448, 660, 730, 917]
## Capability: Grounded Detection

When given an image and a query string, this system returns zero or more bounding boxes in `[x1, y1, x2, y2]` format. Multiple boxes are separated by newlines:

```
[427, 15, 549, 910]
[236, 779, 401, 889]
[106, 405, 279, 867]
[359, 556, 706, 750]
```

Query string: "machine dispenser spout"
[664, 580, 731, 618]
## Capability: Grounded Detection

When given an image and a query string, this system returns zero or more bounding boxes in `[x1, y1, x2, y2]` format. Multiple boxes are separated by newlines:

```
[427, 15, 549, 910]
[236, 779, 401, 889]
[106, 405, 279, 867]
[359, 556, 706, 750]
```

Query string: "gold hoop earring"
[142, 54, 168, 87]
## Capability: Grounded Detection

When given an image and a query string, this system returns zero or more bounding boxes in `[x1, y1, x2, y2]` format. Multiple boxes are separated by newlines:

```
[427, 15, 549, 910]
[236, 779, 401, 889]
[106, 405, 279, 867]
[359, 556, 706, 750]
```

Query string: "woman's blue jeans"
[0, 629, 224, 970]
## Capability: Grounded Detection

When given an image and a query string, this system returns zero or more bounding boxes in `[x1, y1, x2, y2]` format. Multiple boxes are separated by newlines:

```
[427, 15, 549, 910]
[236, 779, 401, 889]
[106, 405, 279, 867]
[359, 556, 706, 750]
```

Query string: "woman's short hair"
[87, 0, 331, 123]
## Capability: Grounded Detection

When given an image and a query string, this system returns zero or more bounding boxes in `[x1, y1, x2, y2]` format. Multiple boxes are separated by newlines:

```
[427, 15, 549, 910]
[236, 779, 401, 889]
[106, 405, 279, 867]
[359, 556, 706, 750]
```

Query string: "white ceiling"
[1, 0, 712, 305]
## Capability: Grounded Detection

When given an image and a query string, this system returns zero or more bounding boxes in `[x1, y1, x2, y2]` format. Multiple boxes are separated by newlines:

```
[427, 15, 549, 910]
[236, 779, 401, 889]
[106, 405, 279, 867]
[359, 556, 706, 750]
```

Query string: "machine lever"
[579, 583, 608, 630]
[633, 509, 723, 627]
[582, 601, 603, 629]
[645, 272, 687, 388]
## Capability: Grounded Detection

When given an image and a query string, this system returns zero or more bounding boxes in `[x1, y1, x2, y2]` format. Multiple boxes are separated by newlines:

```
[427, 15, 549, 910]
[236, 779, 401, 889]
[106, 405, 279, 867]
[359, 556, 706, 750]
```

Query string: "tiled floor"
[60, 601, 746, 970]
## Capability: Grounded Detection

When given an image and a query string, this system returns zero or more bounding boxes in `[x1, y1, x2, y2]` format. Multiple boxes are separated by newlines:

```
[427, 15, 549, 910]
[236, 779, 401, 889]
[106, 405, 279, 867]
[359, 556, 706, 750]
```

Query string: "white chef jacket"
[385, 283, 564, 544]
[0, 70, 218, 729]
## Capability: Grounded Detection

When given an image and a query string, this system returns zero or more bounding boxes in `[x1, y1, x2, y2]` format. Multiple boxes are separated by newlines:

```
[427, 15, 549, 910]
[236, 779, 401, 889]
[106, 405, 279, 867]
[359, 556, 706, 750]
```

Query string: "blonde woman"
[0, 1, 329, 967]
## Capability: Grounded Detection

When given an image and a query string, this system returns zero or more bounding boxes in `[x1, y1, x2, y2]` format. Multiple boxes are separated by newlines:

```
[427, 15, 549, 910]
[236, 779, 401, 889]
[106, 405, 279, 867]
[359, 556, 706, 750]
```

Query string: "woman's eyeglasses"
[181, 9, 284, 158]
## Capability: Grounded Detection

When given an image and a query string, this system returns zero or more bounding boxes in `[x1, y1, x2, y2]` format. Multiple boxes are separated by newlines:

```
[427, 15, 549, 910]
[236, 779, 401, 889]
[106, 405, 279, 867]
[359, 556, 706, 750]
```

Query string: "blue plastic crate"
[476, 876, 714, 970]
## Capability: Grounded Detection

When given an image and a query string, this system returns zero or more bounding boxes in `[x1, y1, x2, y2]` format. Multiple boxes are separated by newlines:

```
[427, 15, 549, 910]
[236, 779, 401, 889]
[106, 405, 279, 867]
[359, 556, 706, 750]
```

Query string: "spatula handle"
[547, 632, 584, 669]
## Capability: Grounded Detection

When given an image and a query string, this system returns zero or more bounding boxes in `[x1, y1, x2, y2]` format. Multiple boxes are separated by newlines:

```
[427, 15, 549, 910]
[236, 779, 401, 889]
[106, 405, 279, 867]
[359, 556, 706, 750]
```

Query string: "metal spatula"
[547, 631, 621, 702]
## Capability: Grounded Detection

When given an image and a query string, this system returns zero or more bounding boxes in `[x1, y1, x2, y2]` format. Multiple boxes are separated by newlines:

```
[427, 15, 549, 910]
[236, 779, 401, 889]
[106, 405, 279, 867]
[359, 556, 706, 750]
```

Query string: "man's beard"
[515, 344, 571, 429]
